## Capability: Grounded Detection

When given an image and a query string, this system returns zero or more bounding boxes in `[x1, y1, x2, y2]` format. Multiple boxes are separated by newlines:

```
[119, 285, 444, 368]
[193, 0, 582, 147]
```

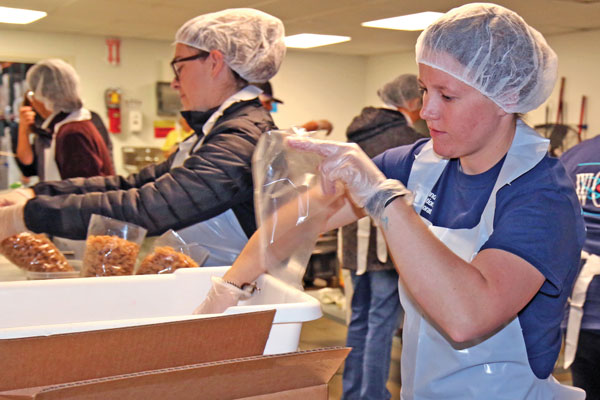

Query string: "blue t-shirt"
[374, 138, 585, 379]
[560, 135, 600, 331]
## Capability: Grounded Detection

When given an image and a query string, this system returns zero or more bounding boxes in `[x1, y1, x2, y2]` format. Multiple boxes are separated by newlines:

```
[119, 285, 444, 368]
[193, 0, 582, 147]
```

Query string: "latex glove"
[193, 276, 248, 315]
[0, 204, 27, 242]
[286, 137, 412, 221]
[0, 189, 35, 207]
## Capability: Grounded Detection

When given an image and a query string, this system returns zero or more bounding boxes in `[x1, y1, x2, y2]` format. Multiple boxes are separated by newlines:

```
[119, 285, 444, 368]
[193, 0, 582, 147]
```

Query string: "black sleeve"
[89, 111, 114, 167]
[24, 114, 264, 240]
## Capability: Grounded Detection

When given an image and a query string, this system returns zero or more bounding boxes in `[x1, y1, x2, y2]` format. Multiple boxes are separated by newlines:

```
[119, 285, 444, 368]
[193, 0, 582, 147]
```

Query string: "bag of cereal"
[82, 214, 147, 277]
[137, 230, 209, 275]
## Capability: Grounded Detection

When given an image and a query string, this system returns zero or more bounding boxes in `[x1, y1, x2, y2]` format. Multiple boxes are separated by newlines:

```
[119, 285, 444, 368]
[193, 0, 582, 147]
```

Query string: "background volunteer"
[16, 59, 113, 181]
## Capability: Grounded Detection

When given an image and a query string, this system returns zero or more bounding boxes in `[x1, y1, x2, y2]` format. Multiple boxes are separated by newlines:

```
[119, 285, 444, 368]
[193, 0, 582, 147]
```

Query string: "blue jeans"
[342, 269, 401, 400]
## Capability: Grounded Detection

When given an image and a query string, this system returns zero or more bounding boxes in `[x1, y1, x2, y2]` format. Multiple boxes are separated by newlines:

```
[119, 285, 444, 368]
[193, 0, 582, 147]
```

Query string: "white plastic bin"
[0, 267, 322, 354]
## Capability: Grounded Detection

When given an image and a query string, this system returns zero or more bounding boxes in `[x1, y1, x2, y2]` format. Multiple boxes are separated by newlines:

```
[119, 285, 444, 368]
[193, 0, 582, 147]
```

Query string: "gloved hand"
[0, 204, 27, 242]
[193, 276, 249, 315]
[0, 188, 35, 207]
[286, 137, 412, 222]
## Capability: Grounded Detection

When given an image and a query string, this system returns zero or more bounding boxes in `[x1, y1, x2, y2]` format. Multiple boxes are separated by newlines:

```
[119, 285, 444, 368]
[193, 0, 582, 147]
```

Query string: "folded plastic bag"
[252, 129, 339, 289]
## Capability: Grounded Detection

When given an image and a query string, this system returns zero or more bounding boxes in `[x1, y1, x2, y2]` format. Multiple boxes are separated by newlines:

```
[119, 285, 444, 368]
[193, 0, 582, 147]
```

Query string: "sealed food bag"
[82, 214, 147, 277]
[252, 129, 342, 289]
[0, 232, 73, 273]
[137, 229, 209, 275]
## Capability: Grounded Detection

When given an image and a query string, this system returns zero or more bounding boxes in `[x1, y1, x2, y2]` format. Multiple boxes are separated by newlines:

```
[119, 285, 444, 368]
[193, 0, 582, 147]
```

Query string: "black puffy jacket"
[24, 98, 275, 240]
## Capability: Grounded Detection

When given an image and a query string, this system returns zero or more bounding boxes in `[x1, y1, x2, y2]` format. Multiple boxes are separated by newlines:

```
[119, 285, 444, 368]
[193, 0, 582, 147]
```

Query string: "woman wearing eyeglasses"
[0, 9, 285, 266]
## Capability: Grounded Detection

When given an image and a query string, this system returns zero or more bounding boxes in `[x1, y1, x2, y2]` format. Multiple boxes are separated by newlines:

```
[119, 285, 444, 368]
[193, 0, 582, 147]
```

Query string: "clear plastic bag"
[176, 209, 249, 267]
[252, 129, 339, 289]
[136, 229, 209, 275]
[0, 232, 74, 273]
[81, 214, 147, 277]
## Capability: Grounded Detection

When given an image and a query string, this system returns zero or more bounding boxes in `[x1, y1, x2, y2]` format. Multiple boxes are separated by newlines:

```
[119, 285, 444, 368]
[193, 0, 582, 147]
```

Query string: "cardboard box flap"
[240, 385, 328, 400]
[0, 347, 351, 400]
[0, 310, 275, 392]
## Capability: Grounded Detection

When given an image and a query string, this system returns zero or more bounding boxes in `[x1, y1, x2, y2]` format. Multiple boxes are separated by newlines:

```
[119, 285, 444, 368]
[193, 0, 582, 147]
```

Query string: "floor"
[298, 289, 573, 400]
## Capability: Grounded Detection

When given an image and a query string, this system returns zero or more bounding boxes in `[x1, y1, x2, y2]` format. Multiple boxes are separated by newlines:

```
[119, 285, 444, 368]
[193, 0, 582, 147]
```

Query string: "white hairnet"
[175, 8, 286, 83]
[378, 74, 421, 109]
[26, 59, 82, 113]
[415, 3, 557, 114]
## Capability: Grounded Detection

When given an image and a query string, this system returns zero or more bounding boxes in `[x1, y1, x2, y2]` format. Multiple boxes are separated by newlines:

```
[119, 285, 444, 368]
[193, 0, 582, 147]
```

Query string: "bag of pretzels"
[81, 214, 147, 277]
[0, 232, 73, 273]
[136, 229, 209, 275]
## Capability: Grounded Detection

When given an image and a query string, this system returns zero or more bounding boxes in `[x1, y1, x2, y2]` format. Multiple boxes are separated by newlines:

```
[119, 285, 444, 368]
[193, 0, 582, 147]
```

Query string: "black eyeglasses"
[170, 51, 210, 81]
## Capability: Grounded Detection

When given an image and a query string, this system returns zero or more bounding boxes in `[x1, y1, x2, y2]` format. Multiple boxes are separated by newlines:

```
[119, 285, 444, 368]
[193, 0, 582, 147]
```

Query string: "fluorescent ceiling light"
[0, 6, 47, 24]
[284, 34, 351, 49]
[362, 11, 443, 31]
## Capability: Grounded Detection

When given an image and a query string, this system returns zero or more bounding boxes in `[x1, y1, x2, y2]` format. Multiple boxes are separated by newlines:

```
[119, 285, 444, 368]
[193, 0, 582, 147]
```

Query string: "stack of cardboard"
[0, 310, 349, 399]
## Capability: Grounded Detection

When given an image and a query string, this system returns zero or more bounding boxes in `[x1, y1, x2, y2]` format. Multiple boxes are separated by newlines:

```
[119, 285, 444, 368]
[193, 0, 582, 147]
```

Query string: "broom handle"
[578, 96, 586, 142]
[556, 77, 565, 124]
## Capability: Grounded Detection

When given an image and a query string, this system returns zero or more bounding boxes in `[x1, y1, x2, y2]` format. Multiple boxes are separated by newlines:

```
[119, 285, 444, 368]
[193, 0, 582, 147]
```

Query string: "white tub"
[0, 266, 322, 354]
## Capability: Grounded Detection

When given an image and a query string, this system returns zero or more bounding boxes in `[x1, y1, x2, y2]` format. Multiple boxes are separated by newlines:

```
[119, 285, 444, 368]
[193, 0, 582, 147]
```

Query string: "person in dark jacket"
[341, 74, 425, 400]
[0, 8, 286, 267]
[378, 73, 429, 138]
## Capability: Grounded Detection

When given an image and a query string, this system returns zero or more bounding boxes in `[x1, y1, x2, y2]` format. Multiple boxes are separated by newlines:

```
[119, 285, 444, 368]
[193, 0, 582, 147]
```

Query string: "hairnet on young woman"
[175, 8, 286, 83]
[378, 74, 421, 109]
[26, 59, 83, 113]
[415, 3, 558, 114]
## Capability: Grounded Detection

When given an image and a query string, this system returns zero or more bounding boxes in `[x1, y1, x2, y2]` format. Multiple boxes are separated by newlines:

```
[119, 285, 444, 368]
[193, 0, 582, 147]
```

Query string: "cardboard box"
[0, 310, 350, 399]
[0, 267, 322, 354]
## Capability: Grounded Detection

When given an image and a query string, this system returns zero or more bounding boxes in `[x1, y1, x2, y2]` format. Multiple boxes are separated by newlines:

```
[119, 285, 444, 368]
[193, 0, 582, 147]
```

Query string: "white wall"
[268, 50, 366, 143]
[530, 30, 600, 141]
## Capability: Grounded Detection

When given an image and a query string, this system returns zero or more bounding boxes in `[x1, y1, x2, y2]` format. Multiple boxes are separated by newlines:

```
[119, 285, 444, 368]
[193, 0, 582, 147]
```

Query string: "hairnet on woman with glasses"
[1, 9, 287, 274]
[192, 3, 587, 399]
[175, 8, 285, 84]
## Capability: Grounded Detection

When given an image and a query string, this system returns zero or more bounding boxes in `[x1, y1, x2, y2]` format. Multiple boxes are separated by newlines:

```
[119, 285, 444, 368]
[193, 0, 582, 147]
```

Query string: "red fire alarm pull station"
[105, 88, 122, 134]
[106, 38, 121, 66]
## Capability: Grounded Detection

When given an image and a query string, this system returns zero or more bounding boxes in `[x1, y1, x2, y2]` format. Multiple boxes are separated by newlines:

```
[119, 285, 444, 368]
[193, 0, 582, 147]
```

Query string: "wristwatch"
[223, 279, 259, 299]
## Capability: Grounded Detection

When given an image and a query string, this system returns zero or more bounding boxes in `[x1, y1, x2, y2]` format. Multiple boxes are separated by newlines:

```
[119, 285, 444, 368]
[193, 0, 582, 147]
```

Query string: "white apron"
[355, 217, 388, 275]
[43, 108, 92, 182]
[172, 86, 261, 266]
[564, 251, 600, 368]
[401, 120, 584, 399]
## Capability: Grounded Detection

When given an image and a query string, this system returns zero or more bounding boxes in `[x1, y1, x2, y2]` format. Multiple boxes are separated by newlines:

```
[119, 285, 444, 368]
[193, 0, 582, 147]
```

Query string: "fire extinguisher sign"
[105, 88, 122, 134]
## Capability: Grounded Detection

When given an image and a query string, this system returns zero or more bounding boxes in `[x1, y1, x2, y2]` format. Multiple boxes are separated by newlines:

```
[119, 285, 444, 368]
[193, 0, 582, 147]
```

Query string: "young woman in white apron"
[198, 3, 587, 398]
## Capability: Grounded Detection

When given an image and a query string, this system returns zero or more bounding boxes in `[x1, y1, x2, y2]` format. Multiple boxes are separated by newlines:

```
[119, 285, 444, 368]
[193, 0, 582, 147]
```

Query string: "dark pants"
[342, 269, 401, 400]
[571, 329, 600, 399]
